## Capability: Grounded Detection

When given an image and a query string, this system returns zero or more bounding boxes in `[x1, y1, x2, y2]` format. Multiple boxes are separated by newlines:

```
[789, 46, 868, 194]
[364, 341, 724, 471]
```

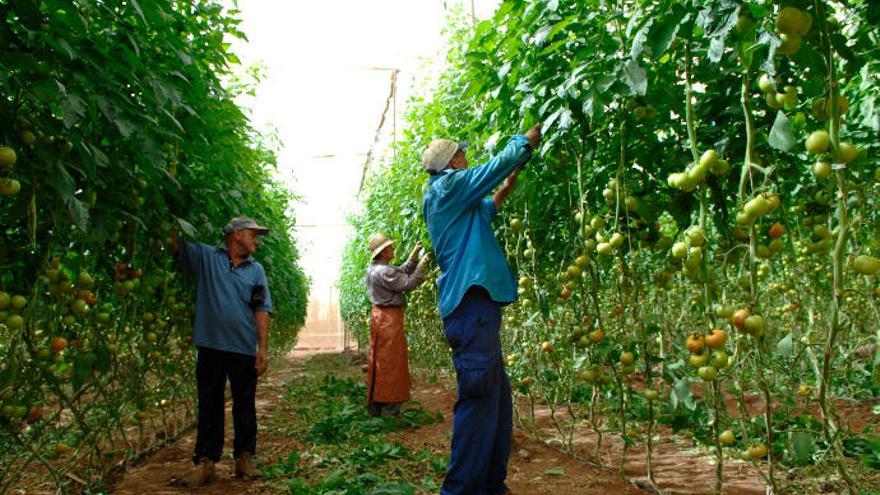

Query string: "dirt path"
[109, 350, 644, 494]
[109, 350, 308, 495]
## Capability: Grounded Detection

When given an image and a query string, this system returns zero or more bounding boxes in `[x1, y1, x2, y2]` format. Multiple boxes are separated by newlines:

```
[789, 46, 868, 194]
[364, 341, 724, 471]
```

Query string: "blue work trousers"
[441, 287, 512, 495]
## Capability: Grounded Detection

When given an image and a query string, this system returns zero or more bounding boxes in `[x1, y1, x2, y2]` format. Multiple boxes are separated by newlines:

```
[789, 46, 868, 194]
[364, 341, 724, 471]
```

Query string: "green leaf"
[31, 78, 66, 104]
[768, 111, 795, 152]
[831, 33, 857, 63]
[129, 0, 148, 26]
[96, 97, 136, 137]
[61, 94, 86, 128]
[10, 0, 43, 30]
[671, 378, 696, 411]
[621, 59, 647, 95]
[776, 333, 793, 357]
[708, 37, 725, 63]
[544, 468, 565, 475]
[648, 11, 688, 59]
[72, 353, 96, 390]
[788, 431, 817, 465]
[630, 17, 655, 60]
[175, 216, 199, 237]
[65, 196, 90, 232]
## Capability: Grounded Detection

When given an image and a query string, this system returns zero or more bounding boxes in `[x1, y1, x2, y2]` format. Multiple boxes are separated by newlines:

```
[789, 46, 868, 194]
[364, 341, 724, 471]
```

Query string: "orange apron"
[366, 305, 410, 405]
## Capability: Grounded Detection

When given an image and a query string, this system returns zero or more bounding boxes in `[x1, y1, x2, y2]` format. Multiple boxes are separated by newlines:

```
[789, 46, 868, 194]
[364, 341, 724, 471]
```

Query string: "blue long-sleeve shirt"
[422, 135, 532, 318]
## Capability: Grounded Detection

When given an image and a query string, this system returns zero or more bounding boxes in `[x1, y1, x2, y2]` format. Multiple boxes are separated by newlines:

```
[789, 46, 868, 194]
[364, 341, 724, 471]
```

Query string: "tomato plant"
[341, 1, 880, 493]
[0, 1, 307, 491]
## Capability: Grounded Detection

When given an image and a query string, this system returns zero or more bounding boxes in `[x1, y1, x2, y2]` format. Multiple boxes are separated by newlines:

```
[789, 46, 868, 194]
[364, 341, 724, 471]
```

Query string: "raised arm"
[374, 264, 425, 293]
[170, 228, 203, 274]
[492, 168, 520, 209]
[447, 123, 541, 208]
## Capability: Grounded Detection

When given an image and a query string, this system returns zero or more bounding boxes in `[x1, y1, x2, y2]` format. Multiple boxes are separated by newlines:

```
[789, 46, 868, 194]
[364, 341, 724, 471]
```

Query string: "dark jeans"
[192, 346, 257, 464]
[441, 287, 512, 495]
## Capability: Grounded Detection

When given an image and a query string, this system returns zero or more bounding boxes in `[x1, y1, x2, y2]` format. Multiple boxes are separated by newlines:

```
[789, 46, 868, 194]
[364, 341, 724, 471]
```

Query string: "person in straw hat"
[421, 123, 541, 495]
[364, 233, 432, 417]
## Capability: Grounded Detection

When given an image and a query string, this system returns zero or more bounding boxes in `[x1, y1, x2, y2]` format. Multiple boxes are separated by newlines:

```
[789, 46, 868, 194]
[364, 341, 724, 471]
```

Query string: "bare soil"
[105, 350, 880, 495]
[108, 350, 643, 494]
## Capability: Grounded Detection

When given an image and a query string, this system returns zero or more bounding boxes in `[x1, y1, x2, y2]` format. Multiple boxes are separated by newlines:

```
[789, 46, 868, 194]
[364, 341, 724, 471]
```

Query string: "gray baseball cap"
[223, 216, 270, 235]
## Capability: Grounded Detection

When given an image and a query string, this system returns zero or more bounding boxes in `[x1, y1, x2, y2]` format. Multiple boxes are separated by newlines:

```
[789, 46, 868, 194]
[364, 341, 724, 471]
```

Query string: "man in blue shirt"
[171, 216, 273, 487]
[422, 123, 541, 495]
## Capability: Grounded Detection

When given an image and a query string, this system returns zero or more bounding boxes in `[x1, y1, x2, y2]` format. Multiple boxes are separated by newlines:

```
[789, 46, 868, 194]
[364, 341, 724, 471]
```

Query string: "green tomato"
[758, 74, 774, 93]
[710, 350, 729, 369]
[10, 295, 27, 310]
[736, 211, 755, 226]
[689, 353, 709, 368]
[6, 314, 24, 331]
[719, 430, 736, 446]
[698, 365, 718, 381]
[699, 149, 719, 169]
[812, 161, 831, 179]
[744, 315, 765, 334]
[0, 147, 17, 168]
[688, 162, 709, 183]
[510, 218, 523, 232]
[671, 241, 687, 259]
[0, 179, 21, 196]
[806, 130, 830, 154]
[715, 304, 735, 319]
[835, 142, 859, 164]
[852, 255, 880, 276]
[744, 196, 770, 218]
[686, 227, 706, 247]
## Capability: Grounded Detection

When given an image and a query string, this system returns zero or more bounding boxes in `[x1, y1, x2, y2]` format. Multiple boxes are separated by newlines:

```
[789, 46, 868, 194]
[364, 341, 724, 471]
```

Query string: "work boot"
[182, 457, 215, 487]
[235, 452, 261, 479]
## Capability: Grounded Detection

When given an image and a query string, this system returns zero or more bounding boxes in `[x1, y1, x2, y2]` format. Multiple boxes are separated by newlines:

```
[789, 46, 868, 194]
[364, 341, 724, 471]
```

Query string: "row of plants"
[264, 354, 445, 494]
[341, 1, 879, 493]
[0, 0, 308, 492]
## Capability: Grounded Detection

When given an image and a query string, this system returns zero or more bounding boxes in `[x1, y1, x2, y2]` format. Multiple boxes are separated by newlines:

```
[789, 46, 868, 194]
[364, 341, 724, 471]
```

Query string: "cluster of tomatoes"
[0, 142, 23, 196]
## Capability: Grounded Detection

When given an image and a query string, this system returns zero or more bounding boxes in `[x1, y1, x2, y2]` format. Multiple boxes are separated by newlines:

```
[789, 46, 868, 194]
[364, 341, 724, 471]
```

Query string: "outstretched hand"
[416, 251, 433, 272]
[525, 122, 542, 149]
[408, 242, 423, 262]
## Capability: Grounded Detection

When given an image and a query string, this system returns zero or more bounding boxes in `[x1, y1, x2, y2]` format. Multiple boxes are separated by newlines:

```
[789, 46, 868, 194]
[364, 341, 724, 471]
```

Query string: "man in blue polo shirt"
[171, 216, 272, 487]
[422, 123, 541, 495]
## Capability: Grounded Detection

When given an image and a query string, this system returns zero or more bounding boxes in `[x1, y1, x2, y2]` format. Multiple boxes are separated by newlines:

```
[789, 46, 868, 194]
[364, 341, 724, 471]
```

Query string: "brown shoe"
[182, 457, 215, 487]
[234, 452, 261, 479]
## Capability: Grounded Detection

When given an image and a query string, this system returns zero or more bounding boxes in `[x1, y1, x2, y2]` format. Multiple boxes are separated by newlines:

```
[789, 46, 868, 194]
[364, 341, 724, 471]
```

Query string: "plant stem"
[814, 1, 857, 490]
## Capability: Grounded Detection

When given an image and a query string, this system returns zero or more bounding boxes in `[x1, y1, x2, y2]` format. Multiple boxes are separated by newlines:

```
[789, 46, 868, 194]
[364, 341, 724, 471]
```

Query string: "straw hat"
[368, 233, 394, 259]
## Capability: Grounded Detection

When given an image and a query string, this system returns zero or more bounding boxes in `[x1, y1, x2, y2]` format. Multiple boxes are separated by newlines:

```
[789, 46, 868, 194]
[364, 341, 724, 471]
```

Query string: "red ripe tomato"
[686, 333, 705, 354]
[50, 336, 68, 353]
[768, 223, 784, 239]
[731, 308, 750, 329]
[705, 328, 726, 348]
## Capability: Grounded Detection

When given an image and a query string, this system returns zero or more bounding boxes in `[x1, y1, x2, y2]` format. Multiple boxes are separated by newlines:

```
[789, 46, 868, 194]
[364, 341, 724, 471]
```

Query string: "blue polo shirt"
[176, 241, 272, 356]
[422, 135, 532, 318]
